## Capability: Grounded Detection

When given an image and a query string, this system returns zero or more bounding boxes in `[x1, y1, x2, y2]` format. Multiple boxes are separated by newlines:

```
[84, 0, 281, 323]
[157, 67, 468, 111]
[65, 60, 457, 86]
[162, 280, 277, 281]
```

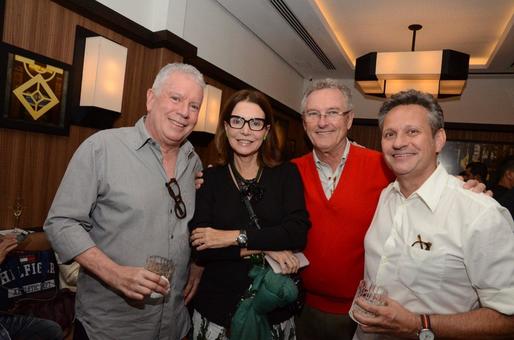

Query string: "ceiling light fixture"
[355, 24, 469, 98]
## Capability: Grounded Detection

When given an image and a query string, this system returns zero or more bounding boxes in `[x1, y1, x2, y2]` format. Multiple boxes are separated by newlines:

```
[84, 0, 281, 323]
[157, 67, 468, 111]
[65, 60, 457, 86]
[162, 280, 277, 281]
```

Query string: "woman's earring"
[263, 134, 267, 141]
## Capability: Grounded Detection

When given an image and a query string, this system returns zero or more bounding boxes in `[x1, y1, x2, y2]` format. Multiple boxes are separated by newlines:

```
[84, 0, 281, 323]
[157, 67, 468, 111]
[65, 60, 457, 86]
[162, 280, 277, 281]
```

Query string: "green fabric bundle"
[230, 265, 298, 340]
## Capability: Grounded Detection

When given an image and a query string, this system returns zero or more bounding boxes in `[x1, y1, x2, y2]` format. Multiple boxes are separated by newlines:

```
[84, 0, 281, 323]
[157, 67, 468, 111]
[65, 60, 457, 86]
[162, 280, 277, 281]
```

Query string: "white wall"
[339, 77, 514, 125]
[182, 0, 304, 110]
[97, 0, 170, 32]
[97, 0, 305, 111]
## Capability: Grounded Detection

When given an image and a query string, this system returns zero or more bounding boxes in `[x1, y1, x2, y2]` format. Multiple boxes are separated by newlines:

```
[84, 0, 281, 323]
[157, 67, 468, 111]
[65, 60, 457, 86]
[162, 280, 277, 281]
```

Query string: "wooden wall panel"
[0, 0, 182, 227]
[349, 124, 382, 151]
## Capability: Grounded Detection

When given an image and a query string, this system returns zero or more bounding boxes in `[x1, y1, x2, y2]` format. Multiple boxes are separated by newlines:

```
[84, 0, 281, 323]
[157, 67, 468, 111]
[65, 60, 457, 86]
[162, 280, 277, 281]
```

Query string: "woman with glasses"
[189, 89, 310, 340]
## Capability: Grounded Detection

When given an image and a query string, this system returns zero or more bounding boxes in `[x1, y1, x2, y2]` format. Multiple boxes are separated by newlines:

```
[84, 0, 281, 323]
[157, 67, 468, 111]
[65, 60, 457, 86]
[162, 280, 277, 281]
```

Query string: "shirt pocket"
[396, 246, 446, 294]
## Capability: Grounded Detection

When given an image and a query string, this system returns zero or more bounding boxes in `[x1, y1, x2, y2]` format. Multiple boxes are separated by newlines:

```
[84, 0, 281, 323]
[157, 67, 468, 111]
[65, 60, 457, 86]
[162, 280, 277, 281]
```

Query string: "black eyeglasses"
[227, 115, 266, 131]
[166, 178, 187, 219]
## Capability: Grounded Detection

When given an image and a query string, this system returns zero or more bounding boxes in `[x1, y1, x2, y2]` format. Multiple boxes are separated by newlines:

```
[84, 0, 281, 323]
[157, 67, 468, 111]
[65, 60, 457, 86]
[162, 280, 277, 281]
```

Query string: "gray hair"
[152, 63, 205, 94]
[378, 89, 444, 135]
[300, 78, 353, 113]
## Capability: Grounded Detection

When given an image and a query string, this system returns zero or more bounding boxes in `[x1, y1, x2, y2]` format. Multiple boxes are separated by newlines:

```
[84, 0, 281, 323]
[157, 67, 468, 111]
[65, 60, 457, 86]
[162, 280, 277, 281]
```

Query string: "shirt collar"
[131, 116, 152, 150]
[313, 138, 351, 170]
[392, 163, 448, 212]
[131, 116, 195, 159]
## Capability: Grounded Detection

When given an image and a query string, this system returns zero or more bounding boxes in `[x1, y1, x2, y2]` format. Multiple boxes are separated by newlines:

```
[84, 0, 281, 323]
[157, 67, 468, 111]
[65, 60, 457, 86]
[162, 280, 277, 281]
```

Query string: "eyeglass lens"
[228, 115, 265, 131]
[304, 109, 351, 120]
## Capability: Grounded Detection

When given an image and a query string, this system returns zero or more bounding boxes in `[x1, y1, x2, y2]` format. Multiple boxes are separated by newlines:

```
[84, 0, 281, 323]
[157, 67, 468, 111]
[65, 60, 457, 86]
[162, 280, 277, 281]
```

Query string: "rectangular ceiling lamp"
[194, 84, 222, 134]
[355, 49, 469, 98]
[376, 51, 442, 80]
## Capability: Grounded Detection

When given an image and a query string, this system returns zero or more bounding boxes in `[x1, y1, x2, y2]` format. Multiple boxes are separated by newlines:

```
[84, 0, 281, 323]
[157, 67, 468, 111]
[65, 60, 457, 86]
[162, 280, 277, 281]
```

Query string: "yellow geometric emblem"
[11, 55, 63, 120]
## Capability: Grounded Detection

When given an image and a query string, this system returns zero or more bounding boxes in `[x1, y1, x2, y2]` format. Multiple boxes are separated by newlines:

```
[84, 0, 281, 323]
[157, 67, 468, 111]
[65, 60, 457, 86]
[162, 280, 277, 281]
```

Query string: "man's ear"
[346, 111, 355, 131]
[435, 128, 446, 153]
[146, 88, 154, 112]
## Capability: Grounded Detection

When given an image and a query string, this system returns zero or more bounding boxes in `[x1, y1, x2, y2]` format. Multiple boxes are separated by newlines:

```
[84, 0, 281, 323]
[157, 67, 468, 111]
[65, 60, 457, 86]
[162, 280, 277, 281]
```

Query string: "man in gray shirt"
[44, 63, 205, 339]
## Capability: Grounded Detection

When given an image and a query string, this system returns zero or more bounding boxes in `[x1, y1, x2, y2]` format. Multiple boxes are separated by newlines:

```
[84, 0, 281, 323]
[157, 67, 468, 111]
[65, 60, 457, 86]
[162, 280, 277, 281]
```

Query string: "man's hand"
[0, 235, 18, 264]
[195, 171, 204, 189]
[461, 178, 492, 196]
[184, 262, 204, 305]
[353, 296, 419, 339]
[106, 265, 170, 300]
[195, 165, 214, 189]
[264, 250, 300, 274]
[75, 247, 169, 300]
[190, 227, 239, 250]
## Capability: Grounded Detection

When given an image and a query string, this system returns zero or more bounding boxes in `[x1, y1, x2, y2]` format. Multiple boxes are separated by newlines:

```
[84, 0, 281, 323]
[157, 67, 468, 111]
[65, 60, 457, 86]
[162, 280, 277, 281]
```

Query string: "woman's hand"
[190, 227, 239, 250]
[264, 250, 300, 274]
[184, 262, 204, 305]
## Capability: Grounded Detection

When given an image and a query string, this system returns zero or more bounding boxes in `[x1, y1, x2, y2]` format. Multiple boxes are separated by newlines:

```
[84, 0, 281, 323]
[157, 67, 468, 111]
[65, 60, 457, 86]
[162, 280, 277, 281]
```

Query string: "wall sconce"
[194, 84, 222, 134]
[80, 36, 127, 112]
[71, 27, 127, 129]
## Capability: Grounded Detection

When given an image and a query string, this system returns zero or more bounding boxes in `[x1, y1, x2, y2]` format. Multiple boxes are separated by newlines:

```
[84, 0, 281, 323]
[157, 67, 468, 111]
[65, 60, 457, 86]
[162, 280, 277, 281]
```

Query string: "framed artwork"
[439, 140, 514, 180]
[0, 43, 71, 135]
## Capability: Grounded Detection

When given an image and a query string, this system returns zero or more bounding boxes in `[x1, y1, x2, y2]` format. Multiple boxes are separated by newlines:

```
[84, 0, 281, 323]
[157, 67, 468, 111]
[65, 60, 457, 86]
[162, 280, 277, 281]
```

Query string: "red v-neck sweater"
[293, 145, 393, 313]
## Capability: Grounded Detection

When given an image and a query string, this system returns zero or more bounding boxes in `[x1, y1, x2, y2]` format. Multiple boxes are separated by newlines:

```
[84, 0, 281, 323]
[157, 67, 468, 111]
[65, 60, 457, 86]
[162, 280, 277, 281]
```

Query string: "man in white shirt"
[352, 89, 514, 339]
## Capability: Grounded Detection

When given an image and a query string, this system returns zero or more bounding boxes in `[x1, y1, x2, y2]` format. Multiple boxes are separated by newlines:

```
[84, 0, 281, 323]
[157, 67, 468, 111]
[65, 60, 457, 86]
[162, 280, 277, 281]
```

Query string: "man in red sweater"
[292, 79, 394, 340]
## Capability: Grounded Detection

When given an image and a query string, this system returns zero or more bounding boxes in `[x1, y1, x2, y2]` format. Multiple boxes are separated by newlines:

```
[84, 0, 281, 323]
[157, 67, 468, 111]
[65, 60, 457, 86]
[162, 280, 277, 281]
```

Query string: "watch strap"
[420, 314, 431, 330]
[418, 314, 435, 340]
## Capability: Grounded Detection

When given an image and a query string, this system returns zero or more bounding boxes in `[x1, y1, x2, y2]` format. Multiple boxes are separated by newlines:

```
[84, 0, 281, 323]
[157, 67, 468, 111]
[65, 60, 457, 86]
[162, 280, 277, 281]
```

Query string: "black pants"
[72, 319, 89, 340]
[295, 304, 357, 340]
[0, 312, 63, 340]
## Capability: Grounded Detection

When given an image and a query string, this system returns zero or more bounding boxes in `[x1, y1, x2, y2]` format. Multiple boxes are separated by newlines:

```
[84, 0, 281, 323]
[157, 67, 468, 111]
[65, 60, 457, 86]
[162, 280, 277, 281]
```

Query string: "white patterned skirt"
[192, 309, 296, 340]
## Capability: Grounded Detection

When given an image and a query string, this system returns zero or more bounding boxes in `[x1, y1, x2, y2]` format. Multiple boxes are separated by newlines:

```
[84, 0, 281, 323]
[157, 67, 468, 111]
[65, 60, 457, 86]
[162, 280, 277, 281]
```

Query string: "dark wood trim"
[185, 56, 301, 121]
[444, 122, 514, 132]
[50, 0, 197, 57]
[0, 0, 5, 41]
[353, 118, 378, 126]
[353, 118, 514, 133]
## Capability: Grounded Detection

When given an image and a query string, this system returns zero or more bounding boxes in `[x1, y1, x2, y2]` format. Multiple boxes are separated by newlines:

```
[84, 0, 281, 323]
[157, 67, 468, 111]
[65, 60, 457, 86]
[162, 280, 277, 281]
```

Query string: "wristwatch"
[418, 314, 435, 340]
[236, 230, 248, 248]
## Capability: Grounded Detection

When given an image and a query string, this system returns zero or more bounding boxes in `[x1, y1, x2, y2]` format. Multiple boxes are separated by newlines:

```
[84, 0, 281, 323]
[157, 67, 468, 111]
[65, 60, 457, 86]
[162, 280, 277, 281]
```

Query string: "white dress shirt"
[354, 164, 514, 340]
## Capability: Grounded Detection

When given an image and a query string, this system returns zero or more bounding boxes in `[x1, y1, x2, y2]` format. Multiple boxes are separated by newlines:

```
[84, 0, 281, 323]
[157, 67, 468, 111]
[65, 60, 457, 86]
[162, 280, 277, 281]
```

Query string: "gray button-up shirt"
[44, 117, 202, 340]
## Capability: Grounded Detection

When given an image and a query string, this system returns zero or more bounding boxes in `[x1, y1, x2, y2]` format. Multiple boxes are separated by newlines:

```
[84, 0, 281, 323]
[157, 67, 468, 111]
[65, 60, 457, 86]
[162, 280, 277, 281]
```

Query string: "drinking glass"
[145, 255, 174, 298]
[349, 280, 387, 325]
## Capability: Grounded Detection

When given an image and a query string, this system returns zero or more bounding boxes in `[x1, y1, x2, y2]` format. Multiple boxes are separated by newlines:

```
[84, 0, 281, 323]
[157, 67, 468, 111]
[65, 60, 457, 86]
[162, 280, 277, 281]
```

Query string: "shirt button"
[170, 234, 174, 239]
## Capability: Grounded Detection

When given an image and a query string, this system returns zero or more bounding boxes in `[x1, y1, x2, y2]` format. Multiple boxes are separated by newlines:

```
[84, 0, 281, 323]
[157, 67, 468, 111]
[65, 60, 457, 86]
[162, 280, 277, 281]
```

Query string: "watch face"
[237, 233, 247, 246]
[419, 330, 434, 340]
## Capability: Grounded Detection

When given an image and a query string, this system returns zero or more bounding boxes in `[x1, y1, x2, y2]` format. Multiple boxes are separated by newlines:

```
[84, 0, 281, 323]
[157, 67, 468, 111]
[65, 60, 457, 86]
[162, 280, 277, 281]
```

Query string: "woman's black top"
[189, 162, 310, 328]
